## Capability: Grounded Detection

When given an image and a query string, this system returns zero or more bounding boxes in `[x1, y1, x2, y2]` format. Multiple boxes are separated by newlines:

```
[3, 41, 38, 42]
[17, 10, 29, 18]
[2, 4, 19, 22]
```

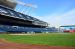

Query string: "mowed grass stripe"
[0, 33, 75, 46]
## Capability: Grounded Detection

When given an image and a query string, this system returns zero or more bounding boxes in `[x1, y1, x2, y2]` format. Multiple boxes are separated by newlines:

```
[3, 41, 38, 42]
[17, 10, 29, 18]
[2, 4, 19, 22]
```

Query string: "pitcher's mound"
[0, 39, 75, 49]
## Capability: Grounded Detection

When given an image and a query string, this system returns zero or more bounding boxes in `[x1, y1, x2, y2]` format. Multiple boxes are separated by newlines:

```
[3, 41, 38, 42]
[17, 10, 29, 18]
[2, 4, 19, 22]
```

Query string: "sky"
[15, 0, 75, 28]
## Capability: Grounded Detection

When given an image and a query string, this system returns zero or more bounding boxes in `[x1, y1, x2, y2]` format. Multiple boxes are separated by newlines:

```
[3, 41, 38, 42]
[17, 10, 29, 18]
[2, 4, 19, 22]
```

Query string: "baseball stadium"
[0, 0, 75, 49]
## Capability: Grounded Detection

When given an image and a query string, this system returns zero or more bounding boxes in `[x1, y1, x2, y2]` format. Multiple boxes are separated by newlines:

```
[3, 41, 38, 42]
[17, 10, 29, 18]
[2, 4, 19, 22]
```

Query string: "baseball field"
[0, 33, 75, 46]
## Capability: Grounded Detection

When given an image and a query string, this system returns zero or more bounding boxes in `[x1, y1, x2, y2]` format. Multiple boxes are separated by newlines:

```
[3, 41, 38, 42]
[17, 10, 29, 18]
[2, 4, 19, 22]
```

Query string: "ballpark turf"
[0, 33, 75, 46]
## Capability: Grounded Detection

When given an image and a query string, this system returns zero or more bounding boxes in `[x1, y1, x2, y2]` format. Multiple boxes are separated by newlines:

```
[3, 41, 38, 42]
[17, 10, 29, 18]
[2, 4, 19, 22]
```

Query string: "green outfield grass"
[0, 33, 75, 46]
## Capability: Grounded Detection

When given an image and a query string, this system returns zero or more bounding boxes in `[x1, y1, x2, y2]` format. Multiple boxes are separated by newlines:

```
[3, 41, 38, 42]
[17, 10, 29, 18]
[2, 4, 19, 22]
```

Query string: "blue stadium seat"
[0, 25, 58, 33]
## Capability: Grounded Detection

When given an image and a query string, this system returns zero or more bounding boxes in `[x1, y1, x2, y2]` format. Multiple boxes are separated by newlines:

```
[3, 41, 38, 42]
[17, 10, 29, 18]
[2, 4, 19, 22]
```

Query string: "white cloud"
[33, 8, 75, 28]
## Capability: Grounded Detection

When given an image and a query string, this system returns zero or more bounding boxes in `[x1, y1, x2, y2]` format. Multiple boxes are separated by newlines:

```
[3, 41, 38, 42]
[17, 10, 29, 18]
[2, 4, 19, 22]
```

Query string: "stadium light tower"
[7, 0, 37, 14]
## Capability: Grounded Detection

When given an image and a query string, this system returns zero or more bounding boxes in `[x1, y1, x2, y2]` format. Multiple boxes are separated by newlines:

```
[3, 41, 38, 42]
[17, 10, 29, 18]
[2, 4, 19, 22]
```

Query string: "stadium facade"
[0, 1, 58, 33]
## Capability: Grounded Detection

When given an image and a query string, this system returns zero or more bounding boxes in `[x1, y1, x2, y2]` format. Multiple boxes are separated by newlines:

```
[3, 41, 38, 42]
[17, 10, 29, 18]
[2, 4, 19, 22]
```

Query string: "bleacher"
[0, 25, 58, 33]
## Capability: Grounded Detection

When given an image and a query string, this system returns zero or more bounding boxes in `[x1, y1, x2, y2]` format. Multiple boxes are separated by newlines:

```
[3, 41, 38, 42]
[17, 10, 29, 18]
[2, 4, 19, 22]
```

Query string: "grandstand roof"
[60, 25, 75, 27]
[0, 5, 48, 27]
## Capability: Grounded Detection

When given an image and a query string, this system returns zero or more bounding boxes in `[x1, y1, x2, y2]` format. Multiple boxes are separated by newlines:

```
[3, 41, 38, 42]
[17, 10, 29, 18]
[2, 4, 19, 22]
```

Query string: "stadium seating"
[0, 25, 58, 33]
